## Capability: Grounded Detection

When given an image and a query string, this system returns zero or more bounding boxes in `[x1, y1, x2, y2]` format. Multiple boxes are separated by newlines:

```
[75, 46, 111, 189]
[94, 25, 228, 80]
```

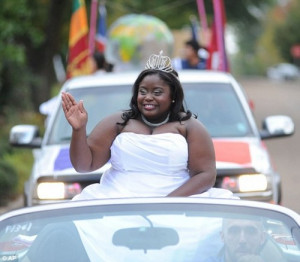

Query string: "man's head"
[93, 51, 107, 70]
[222, 218, 266, 262]
[184, 39, 200, 59]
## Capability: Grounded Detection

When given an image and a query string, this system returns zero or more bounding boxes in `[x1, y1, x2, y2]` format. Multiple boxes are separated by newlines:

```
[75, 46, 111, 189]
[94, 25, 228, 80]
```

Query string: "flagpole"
[89, 0, 98, 54]
[196, 0, 208, 32]
[212, 0, 226, 72]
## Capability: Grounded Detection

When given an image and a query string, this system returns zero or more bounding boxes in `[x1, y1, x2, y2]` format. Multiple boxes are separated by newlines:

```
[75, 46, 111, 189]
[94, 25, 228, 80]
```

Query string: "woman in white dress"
[23, 52, 235, 262]
[19, 51, 237, 262]
[61, 51, 218, 200]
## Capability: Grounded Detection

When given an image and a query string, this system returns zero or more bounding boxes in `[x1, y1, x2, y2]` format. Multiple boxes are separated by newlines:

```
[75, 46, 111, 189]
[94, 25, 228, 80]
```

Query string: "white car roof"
[1, 197, 300, 225]
[62, 70, 234, 91]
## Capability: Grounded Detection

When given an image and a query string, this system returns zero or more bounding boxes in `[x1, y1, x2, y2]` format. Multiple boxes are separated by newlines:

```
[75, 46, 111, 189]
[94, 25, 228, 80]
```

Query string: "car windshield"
[0, 200, 299, 262]
[47, 82, 253, 145]
[48, 85, 132, 144]
[183, 83, 253, 137]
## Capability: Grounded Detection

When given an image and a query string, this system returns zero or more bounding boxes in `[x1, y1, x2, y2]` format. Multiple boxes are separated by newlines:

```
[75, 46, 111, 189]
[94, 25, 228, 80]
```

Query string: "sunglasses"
[227, 225, 259, 236]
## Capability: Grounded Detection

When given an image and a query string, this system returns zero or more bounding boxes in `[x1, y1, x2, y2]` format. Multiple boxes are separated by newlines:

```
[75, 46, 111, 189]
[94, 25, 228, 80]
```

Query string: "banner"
[66, 0, 94, 79]
[207, 0, 229, 72]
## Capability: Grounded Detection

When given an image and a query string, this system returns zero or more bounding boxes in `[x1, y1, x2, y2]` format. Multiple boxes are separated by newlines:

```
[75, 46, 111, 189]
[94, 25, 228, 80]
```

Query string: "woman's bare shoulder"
[185, 116, 210, 136]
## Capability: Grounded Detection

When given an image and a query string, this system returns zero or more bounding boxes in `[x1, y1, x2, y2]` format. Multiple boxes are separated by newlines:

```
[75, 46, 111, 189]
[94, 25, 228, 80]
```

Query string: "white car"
[0, 197, 299, 261]
[267, 63, 300, 81]
[9, 70, 294, 206]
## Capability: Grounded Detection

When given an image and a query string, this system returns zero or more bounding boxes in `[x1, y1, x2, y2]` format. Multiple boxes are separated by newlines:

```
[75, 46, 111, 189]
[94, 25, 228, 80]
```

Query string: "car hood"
[213, 138, 272, 172]
[33, 145, 110, 177]
[34, 139, 272, 177]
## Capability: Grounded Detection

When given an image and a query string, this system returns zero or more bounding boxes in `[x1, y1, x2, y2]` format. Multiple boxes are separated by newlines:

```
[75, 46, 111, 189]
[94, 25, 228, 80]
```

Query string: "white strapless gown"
[73, 132, 235, 200]
[73, 133, 236, 261]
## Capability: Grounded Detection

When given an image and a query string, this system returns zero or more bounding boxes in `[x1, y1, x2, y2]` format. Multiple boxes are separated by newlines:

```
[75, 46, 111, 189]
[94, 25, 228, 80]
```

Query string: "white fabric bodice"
[73, 132, 190, 200]
[110, 132, 188, 176]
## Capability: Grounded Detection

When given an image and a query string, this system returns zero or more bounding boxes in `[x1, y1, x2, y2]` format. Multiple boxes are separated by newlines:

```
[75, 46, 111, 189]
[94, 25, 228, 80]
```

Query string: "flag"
[206, 21, 218, 70]
[66, 0, 94, 79]
[207, 0, 229, 72]
[95, 2, 107, 52]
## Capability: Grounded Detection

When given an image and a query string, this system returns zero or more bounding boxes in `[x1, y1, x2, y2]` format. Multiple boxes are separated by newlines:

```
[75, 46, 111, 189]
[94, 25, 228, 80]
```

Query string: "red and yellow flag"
[66, 0, 94, 79]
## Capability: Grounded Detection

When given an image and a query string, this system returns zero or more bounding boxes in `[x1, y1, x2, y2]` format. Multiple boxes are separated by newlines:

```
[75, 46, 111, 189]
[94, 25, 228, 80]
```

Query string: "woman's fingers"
[62, 92, 77, 112]
[67, 93, 77, 105]
[78, 100, 85, 113]
[61, 92, 86, 129]
[61, 93, 68, 112]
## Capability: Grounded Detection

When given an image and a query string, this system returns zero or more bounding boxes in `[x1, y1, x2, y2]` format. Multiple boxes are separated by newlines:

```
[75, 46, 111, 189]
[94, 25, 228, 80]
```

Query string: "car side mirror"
[260, 115, 294, 140]
[9, 125, 42, 148]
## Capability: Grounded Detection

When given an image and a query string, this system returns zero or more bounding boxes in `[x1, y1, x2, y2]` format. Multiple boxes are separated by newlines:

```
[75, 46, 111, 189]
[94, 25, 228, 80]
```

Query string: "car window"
[183, 83, 253, 137]
[47, 85, 132, 145]
[0, 202, 299, 262]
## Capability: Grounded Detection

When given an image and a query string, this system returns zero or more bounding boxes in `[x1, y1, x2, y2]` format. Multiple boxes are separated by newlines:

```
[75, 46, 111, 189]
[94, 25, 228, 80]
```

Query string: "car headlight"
[221, 174, 268, 193]
[36, 182, 82, 200]
[238, 174, 268, 192]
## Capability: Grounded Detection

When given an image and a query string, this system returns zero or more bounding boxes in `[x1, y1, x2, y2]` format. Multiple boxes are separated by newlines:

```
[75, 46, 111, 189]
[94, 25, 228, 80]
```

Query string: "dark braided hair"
[118, 69, 194, 126]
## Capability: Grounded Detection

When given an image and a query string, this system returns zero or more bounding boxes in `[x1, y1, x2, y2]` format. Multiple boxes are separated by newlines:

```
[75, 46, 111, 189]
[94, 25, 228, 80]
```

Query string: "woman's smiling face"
[137, 73, 172, 123]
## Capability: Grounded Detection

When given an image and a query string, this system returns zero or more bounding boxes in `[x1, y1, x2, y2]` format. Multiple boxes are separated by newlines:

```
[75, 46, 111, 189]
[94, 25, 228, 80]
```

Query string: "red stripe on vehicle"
[213, 140, 251, 165]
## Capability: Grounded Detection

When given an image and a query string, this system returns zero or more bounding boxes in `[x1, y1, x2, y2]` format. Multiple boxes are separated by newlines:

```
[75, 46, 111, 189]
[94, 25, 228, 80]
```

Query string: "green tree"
[0, 0, 42, 114]
[105, 0, 276, 29]
[0, 0, 72, 115]
[273, 0, 300, 63]
[241, 0, 300, 76]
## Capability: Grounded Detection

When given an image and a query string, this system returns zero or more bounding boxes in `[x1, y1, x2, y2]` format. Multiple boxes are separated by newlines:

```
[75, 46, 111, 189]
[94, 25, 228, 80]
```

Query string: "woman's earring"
[172, 100, 175, 103]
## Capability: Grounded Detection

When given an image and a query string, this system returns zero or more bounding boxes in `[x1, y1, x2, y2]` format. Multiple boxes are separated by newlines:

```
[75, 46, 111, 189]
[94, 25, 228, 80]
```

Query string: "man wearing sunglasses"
[204, 218, 286, 262]
[220, 219, 266, 262]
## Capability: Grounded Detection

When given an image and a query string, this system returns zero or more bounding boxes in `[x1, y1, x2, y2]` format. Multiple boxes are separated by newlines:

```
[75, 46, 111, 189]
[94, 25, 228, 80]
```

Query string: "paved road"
[238, 77, 300, 214]
[1, 77, 299, 215]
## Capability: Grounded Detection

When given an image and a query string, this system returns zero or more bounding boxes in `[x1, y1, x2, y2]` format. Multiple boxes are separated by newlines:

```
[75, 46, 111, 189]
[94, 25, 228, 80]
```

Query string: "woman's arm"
[62, 92, 121, 172]
[167, 118, 216, 196]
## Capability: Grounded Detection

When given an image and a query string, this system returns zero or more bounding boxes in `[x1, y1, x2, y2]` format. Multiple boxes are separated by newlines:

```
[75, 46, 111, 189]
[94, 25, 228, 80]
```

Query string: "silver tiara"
[145, 50, 173, 73]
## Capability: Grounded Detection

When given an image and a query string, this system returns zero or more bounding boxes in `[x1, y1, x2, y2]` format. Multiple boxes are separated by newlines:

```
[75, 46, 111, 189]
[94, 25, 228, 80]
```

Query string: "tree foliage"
[240, 0, 300, 76]
[104, 0, 276, 29]
[0, 0, 72, 115]
[0, 159, 18, 204]
[273, 0, 300, 63]
[0, 0, 43, 114]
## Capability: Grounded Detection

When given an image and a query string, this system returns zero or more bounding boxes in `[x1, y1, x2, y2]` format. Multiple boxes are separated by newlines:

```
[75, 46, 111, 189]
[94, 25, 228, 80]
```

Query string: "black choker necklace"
[141, 113, 170, 127]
